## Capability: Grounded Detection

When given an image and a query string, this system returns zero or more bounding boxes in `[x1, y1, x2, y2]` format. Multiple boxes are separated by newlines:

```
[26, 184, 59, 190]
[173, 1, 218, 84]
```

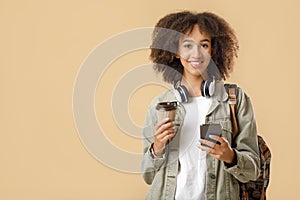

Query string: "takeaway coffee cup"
[156, 101, 177, 122]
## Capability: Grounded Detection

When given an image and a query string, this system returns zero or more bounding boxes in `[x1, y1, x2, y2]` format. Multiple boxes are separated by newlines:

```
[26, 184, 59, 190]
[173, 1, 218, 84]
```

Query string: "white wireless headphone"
[173, 78, 215, 103]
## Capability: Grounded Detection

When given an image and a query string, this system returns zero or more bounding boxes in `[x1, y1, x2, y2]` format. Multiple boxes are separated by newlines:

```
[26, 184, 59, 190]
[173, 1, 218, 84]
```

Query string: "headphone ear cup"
[201, 80, 215, 97]
[201, 81, 205, 97]
[174, 85, 189, 103]
[208, 79, 215, 97]
[201, 80, 208, 97]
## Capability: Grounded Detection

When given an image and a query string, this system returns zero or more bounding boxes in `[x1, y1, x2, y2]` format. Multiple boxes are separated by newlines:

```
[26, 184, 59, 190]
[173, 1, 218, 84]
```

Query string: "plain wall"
[1, 0, 299, 199]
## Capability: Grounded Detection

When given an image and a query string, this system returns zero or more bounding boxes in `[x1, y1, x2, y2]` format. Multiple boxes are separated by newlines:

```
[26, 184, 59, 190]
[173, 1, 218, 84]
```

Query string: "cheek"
[178, 50, 191, 60]
[179, 57, 189, 68]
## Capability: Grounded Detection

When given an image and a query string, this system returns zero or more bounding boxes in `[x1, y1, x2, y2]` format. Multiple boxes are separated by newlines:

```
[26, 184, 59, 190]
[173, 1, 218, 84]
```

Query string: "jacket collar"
[206, 80, 228, 116]
[213, 80, 228, 102]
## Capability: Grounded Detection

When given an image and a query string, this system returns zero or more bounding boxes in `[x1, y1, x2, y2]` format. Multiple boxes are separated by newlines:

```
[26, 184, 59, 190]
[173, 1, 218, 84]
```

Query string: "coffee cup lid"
[156, 101, 177, 111]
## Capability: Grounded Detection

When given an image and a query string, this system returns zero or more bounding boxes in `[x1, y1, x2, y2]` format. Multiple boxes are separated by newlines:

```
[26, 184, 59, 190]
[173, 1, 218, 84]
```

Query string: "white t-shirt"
[175, 96, 212, 200]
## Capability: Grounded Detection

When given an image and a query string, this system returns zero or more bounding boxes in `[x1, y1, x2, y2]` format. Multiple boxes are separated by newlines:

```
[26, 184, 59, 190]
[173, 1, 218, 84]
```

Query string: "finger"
[201, 139, 218, 149]
[155, 118, 171, 130]
[154, 129, 174, 148]
[208, 135, 224, 143]
[209, 136, 231, 147]
[198, 143, 216, 154]
[156, 128, 175, 140]
[156, 122, 174, 135]
[161, 132, 175, 143]
[155, 131, 175, 149]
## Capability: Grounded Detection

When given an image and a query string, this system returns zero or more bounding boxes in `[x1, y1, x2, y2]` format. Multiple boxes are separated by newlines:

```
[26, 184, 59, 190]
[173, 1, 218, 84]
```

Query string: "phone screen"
[200, 124, 222, 147]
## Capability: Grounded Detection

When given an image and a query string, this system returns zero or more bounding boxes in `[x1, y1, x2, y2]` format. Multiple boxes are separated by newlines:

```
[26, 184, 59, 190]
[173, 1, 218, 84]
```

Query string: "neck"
[181, 74, 204, 97]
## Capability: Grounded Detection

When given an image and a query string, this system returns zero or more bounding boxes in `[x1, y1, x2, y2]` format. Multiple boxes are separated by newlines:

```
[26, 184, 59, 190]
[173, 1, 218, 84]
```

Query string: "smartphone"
[200, 123, 222, 147]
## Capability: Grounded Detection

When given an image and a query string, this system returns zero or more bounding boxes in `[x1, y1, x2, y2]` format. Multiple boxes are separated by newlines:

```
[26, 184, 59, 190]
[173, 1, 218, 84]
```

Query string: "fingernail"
[198, 139, 202, 143]
[172, 122, 180, 126]
[165, 117, 170, 121]
[209, 135, 214, 139]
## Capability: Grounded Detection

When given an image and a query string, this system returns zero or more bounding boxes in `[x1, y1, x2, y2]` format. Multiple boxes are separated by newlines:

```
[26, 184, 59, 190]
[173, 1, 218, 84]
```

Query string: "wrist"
[151, 143, 164, 158]
[225, 149, 237, 166]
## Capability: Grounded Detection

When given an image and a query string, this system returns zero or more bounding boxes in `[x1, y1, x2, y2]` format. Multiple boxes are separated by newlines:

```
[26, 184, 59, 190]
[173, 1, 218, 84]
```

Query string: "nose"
[191, 44, 204, 59]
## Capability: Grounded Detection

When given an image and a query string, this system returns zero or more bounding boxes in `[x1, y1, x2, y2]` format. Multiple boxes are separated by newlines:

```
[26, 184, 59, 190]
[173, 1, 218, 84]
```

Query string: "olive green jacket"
[141, 81, 260, 200]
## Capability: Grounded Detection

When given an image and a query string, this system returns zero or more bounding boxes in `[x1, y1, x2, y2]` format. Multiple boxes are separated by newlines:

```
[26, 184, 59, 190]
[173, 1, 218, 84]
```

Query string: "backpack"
[225, 84, 271, 200]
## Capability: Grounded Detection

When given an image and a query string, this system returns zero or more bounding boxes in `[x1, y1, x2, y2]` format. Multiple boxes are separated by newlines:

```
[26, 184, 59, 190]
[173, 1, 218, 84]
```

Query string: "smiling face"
[178, 24, 212, 80]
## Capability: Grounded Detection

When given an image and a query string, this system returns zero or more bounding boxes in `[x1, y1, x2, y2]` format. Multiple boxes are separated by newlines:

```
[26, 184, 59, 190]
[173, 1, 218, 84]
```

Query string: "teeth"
[190, 61, 200, 65]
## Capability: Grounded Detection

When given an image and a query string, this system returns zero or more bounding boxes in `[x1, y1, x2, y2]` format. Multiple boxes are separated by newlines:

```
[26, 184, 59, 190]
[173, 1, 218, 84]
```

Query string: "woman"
[141, 11, 260, 200]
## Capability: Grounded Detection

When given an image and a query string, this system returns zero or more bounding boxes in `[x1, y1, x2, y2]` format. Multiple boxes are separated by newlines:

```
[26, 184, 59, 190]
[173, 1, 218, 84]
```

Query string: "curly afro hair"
[150, 11, 239, 83]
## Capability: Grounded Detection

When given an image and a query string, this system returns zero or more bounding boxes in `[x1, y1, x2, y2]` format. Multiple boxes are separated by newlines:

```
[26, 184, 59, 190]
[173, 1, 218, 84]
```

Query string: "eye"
[183, 43, 193, 49]
[201, 43, 209, 49]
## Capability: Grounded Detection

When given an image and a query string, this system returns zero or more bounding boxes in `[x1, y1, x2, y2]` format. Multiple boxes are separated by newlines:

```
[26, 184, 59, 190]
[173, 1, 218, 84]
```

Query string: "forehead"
[181, 24, 211, 42]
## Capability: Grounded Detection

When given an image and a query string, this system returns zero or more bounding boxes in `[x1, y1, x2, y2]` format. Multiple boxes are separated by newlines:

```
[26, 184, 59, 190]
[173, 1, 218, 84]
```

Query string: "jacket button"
[210, 174, 216, 179]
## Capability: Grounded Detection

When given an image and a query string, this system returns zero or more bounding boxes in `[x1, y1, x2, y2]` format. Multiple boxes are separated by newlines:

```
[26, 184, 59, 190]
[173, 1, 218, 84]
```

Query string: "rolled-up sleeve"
[141, 98, 167, 185]
[224, 88, 260, 183]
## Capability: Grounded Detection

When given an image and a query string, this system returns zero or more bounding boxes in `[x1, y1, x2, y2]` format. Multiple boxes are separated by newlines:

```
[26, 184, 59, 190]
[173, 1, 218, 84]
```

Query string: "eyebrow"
[182, 38, 210, 43]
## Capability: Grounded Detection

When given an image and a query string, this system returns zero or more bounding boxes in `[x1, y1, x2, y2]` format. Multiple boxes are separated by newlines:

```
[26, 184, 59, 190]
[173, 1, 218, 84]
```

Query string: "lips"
[189, 61, 204, 68]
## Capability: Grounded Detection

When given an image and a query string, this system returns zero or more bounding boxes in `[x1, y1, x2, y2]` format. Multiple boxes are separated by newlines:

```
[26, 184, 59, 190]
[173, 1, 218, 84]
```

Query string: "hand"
[153, 118, 176, 157]
[197, 135, 236, 164]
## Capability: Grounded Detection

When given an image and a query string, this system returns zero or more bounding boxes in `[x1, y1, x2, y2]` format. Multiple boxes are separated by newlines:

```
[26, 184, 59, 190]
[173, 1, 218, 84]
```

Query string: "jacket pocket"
[219, 119, 233, 146]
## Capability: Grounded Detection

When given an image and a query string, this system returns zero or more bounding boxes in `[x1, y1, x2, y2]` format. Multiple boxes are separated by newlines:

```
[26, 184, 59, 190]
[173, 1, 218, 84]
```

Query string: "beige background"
[1, 0, 299, 199]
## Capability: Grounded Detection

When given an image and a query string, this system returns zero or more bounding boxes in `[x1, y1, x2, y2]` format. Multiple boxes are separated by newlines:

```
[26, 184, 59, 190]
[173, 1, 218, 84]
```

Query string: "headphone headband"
[173, 77, 215, 103]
